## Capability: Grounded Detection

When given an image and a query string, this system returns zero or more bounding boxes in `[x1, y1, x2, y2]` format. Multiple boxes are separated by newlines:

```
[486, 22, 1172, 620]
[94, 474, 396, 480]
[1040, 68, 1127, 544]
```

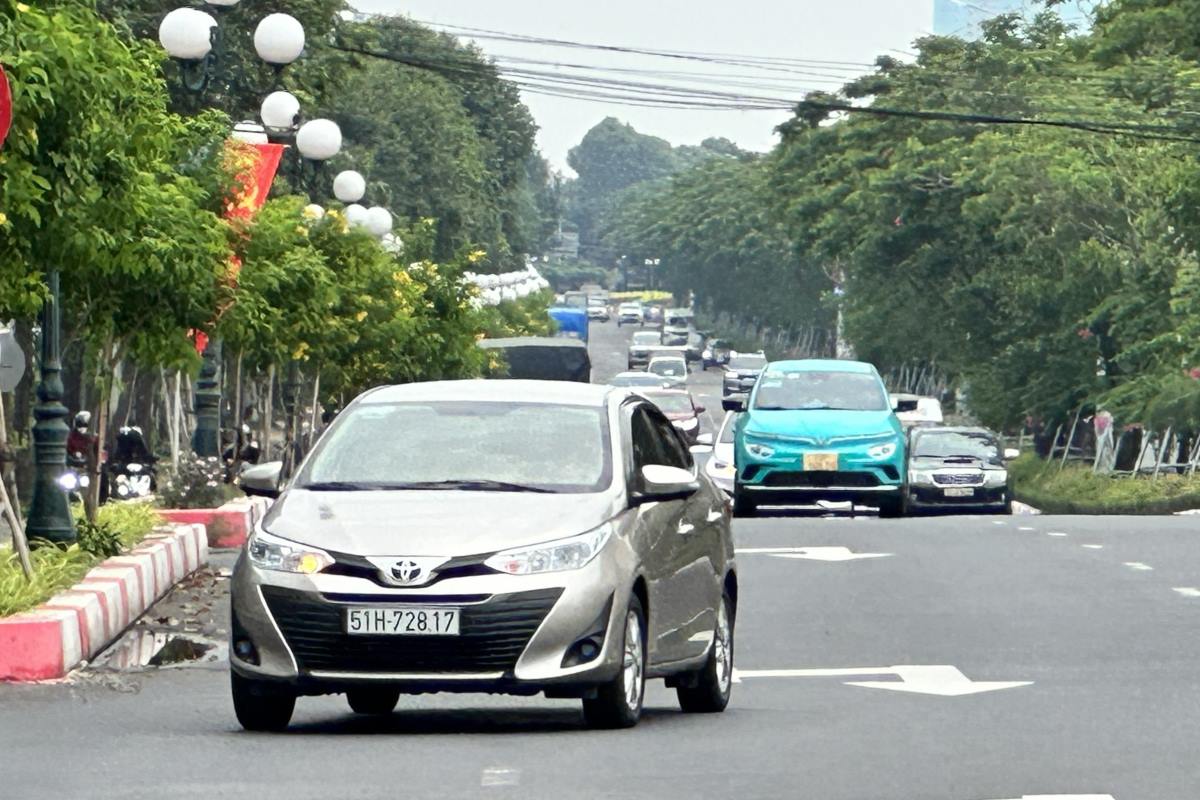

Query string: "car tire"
[676, 591, 735, 713]
[347, 688, 400, 715]
[877, 494, 906, 519]
[732, 488, 757, 518]
[1000, 491, 1014, 515]
[231, 671, 295, 732]
[582, 595, 646, 729]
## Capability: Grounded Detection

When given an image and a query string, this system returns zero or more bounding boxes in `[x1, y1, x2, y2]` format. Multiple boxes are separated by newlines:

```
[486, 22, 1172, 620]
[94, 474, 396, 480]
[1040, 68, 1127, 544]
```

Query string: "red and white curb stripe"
[159, 496, 270, 549]
[0, 523, 209, 681]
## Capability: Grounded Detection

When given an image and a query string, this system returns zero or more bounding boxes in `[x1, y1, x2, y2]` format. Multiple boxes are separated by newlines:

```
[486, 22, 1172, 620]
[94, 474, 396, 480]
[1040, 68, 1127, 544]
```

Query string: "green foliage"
[476, 291, 558, 339]
[1010, 454, 1200, 514]
[157, 456, 231, 510]
[1, 499, 160, 617]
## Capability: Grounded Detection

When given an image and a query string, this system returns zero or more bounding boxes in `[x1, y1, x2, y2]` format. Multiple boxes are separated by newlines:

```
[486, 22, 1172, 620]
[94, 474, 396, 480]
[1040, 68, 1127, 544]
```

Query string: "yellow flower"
[294, 226, 308, 236]
[16, 2, 30, 12]
[467, 249, 487, 264]
[292, 342, 309, 360]
[354, 310, 368, 322]
[0, 213, 7, 226]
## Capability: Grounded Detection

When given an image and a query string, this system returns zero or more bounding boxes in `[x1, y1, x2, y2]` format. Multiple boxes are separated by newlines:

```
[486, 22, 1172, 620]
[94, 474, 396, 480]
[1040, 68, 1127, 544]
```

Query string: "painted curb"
[159, 496, 270, 549]
[0, 523, 209, 682]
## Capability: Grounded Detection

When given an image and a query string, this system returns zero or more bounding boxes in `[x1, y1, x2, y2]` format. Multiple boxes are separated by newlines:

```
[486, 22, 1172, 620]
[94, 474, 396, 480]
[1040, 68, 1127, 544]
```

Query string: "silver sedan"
[229, 380, 736, 731]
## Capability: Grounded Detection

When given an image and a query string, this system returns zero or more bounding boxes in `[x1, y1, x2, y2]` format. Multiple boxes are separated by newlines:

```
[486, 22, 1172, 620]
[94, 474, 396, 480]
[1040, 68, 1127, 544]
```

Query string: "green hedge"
[1010, 455, 1200, 515]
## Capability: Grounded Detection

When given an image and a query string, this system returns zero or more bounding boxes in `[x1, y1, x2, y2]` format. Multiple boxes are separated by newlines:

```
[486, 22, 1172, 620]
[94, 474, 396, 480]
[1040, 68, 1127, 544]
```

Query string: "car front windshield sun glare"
[248, 528, 334, 575]
[484, 523, 614, 575]
[867, 442, 897, 460]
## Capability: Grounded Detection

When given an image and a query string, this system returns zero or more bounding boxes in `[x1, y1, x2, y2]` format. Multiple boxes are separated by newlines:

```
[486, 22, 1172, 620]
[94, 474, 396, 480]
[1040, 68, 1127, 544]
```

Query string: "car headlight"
[247, 528, 334, 575]
[702, 349, 712, 359]
[867, 442, 898, 460]
[909, 469, 936, 485]
[984, 470, 1008, 486]
[485, 522, 613, 575]
[746, 442, 776, 458]
[57, 472, 79, 491]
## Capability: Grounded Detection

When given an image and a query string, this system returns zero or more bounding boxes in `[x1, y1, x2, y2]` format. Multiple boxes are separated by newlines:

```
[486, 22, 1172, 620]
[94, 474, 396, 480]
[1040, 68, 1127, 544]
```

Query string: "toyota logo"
[391, 560, 422, 585]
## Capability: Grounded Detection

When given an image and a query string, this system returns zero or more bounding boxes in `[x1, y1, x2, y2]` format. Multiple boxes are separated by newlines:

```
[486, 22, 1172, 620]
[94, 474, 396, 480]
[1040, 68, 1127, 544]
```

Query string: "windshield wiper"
[395, 479, 558, 493]
[298, 481, 390, 491]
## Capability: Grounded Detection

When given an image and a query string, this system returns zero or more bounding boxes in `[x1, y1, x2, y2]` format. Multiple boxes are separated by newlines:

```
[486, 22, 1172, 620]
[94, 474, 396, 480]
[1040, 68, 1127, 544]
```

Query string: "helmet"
[73, 411, 91, 432]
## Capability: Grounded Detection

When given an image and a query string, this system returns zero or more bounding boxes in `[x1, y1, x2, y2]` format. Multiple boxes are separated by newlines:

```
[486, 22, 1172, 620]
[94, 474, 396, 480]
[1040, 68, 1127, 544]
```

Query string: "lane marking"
[987, 795, 1115, 800]
[1081, 544, 1104, 550]
[481, 768, 521, 787]
[1018, 526, 1036, 531]
[1047, 532, 1068, 537]
[991, 520, 1007, 525]
[735, 546, 893, 562]
[1173, 587, 1200, 598]
[734, 664, 1031, 696]
[1124, 561, 1153, 571]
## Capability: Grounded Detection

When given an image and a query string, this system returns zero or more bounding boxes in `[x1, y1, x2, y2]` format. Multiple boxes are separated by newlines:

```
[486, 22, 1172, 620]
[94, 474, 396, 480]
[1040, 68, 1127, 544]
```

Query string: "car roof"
[648, 354, 686, 361]
[363, 379, 615, 407]
[766, 358, 877, 374]
[912, 425, 997, 437]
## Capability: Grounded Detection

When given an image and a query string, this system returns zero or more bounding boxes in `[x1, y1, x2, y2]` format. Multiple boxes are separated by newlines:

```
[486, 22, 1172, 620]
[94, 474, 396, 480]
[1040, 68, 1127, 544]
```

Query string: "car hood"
[262, 489, 621, 557]
[744, 409, 900, 441]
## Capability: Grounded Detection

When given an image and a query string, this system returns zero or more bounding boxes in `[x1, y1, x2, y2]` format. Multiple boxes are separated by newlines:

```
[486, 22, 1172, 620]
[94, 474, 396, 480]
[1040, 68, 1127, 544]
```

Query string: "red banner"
[0, 66, 12, 151]
[225, 142, 285, 220]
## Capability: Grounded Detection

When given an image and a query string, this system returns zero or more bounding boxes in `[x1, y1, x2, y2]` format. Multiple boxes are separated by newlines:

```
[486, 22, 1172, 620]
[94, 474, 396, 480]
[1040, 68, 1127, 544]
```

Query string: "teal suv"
[723, 360, 907, 517]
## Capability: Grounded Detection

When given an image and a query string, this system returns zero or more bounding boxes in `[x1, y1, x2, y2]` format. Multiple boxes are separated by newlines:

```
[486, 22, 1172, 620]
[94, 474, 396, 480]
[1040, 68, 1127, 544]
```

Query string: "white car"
[704, 411, 739, 494]
[617, 303, 644, 326]
[647, 355, 688, 389]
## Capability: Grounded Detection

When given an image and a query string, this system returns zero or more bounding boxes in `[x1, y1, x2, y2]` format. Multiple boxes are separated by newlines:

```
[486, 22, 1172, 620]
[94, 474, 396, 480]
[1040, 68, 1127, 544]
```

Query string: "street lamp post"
[159, 3, 307, 457]
[26, 271, 75, 544]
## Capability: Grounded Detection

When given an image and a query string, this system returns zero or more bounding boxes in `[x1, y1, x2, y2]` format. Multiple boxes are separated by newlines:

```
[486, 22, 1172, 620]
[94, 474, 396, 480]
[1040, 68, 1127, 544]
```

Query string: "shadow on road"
[263, 706, 682, 736]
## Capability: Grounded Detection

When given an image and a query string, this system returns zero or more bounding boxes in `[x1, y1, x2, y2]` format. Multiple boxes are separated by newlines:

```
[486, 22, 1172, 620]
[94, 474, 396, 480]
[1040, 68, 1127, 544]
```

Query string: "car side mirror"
[1003, 448, 1021, 461]
[695, 432, 714, 446]
[694, 405, 706, 415]
[239, 460, 283, 499]
[633, 464, 700, 504]
[722, 394, 747, 413]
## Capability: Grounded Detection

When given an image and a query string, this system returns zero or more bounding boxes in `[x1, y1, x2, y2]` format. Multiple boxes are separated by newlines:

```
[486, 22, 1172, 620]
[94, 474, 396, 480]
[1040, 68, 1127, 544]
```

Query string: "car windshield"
[729, 356, 766, 370]
[752, 370, 888, 411]
[297, 401, 612, 493]
[645, 393, 694, 414]
[719, 413, 740, 443]
[914, 431, 1001, 464]
[632, 332, 661, 345]
[649, 360, 686, 377]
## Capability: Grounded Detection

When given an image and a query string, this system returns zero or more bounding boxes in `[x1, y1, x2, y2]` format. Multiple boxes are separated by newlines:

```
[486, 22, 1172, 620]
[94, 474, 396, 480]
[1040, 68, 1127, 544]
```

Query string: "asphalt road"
[2, 320, 1199, 799]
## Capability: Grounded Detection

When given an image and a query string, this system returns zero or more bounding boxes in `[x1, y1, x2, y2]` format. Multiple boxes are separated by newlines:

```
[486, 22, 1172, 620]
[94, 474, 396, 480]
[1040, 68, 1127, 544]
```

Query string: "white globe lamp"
[344, 204, 369, 227]
[365, 207, 393, 237]
[254, 13, 306, 65]
[159, 8, 218, 60]
[295, 119, 342, 161]
[231, 121, 268, 144]
[303, 204, 325, 221]
[260, 91, 300, 131]
[333, 171, 366, 203]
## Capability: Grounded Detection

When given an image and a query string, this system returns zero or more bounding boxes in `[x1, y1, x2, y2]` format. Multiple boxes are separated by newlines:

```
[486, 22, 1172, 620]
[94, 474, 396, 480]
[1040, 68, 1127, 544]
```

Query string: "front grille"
[762, 471, 881, 488]
[262, 586, 563, 674]
[322, 551, 493, 588]
[932, 473, 984, 486]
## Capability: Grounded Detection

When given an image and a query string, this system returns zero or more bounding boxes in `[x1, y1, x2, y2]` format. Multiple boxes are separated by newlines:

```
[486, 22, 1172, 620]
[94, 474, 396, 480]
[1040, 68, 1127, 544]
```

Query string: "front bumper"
[230, 541, 632, 696]
[908, 484, 1008, 508]
[736, 441, 904, 505]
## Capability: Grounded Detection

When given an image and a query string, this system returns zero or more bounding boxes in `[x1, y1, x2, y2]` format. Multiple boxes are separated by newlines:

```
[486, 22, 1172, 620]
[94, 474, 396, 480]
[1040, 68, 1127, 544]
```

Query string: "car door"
[624, 402, 693, 668]
[647, 411, 721, 662]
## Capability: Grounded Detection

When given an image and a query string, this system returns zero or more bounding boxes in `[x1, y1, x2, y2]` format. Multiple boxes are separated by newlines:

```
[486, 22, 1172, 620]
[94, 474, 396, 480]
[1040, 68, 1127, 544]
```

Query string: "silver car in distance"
[230, 380, 737, 731]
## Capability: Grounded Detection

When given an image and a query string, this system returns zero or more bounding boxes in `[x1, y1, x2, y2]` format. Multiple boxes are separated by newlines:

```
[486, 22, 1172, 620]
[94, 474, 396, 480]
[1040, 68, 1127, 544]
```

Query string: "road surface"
[1, 319, 1195, 799]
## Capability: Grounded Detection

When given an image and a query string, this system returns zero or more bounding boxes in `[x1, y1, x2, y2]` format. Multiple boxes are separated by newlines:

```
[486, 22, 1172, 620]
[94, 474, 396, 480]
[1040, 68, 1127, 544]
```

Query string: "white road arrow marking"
[1082, 544, 1103, 550]
[733, 664, 1032, 696]
[735, 546, 893, 562]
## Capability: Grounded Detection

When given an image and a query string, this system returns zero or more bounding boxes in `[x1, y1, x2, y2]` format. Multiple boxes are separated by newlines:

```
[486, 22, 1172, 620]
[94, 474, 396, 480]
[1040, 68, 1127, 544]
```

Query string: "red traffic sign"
[0, 65, 11, 150]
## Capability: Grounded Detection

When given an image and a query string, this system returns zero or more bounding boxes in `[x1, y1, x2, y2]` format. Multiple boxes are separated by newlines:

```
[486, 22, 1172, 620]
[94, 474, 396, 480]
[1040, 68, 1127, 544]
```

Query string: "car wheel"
[582, 595, 646, 729]
[346, 688, 400, 715]
[231, 671, 295, 732]
[732, 488, 757, 518]
[877, 494, 906, 519]
[676, 591, 735, 713]
[1000, 491, 1014, 515]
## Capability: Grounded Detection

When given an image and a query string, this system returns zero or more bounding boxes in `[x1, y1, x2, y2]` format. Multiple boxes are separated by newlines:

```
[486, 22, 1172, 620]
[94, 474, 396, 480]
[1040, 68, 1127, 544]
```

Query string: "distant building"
[932, 0, 1096, 38]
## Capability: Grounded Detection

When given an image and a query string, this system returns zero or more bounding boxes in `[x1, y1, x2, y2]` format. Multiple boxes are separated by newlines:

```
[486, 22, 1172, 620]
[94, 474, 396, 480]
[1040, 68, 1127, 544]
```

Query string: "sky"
[348, 1, 937, 174]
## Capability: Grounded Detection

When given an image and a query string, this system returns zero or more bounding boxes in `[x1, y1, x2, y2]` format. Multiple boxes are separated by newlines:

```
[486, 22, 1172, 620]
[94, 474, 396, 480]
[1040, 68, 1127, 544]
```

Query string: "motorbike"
[107, 426, 156, 501]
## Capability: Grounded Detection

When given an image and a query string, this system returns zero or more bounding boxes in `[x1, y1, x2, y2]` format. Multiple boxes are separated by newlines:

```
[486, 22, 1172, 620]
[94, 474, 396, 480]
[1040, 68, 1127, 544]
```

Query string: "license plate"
[345, 607, 461, 636]
[943, 487, 974, 497]
[804, 452, 839, 471]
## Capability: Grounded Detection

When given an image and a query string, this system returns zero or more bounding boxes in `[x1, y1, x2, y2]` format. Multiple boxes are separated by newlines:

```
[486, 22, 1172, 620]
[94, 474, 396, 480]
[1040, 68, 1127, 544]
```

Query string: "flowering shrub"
[157, 456, 231, 510]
